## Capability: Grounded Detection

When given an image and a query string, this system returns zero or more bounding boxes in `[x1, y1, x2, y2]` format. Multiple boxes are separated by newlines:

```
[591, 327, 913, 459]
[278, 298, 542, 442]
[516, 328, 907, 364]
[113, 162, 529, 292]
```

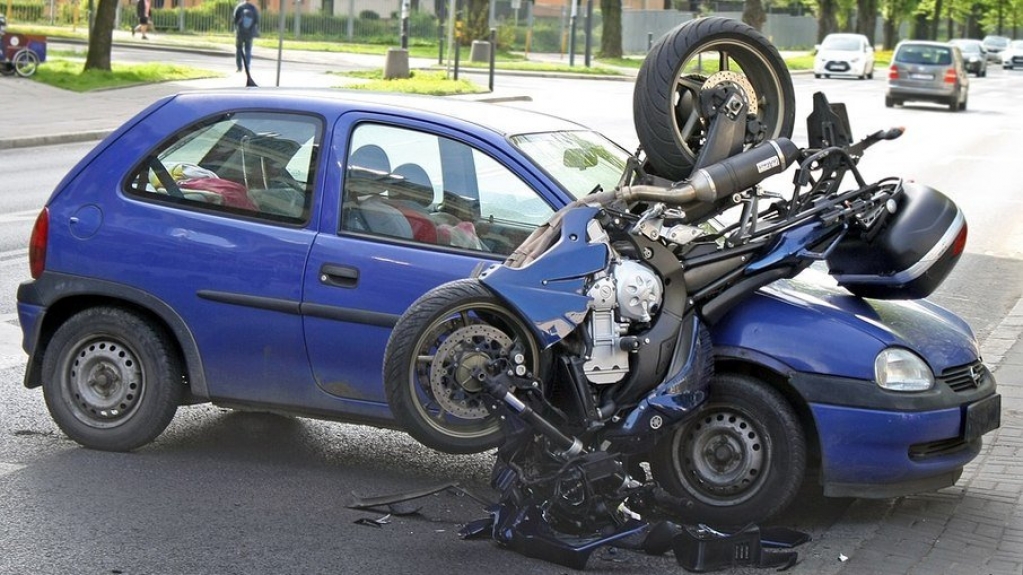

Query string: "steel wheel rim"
[673, 406, 769, 505]
[61, 337, 145, 429]
[669, 38, 790, 161]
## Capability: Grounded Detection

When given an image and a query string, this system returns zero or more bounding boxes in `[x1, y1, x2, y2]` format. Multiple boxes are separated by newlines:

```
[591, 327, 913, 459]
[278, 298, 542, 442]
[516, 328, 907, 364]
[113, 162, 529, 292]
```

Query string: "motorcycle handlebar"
[620, 138, 800, 205]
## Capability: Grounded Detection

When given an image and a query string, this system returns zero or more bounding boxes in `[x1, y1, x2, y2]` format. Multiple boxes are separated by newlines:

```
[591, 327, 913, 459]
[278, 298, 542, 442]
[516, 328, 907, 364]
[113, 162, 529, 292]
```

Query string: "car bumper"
[809, 394, 999, 498]
[816, 60, 868, 76]
[887, 84, 956, 103]
[788, 367, 998, 498]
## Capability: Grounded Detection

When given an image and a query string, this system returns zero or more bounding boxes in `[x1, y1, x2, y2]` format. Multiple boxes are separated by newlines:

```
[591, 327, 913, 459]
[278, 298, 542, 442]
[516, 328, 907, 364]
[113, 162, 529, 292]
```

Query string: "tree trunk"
[930, 0, 941, 40]
[599, 0, 622, 59]
[83, 0, 119, 71]
[855, 0, 877, 45]
[742, 0, 766, 31]
[817, 0, 838, 41]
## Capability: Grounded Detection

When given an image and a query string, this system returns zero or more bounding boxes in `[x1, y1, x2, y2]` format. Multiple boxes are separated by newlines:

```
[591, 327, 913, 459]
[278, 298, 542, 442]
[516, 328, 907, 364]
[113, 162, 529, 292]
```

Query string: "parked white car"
[1001, 39, 1023, 69]
[815, 33, 875, 79]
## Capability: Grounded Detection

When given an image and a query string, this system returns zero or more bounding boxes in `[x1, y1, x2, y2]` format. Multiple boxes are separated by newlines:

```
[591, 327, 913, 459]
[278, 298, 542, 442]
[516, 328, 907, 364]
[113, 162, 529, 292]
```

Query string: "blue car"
[16, 90, 999, 524]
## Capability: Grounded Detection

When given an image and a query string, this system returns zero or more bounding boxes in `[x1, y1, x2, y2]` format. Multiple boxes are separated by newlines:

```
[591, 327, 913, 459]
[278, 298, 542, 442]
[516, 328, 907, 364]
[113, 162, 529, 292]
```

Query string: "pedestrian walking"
[132, 0, 150, 39]
[234, 0, 259, 75]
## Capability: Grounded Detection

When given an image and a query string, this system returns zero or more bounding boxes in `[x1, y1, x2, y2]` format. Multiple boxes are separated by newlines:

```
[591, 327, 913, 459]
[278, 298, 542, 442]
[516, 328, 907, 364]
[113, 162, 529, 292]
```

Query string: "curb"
[0, 129, 113, 150]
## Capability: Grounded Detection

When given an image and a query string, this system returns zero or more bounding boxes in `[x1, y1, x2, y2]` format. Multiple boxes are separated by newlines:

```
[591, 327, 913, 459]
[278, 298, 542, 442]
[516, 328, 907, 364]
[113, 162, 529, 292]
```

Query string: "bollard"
[383, 48, 410, 79]
[488, 28, 496, 92]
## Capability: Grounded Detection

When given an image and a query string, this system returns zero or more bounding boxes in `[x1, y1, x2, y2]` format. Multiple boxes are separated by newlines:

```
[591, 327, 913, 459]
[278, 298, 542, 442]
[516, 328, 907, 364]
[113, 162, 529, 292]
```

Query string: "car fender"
[17, 271, 209, 400]
[710, 270, 980, 380]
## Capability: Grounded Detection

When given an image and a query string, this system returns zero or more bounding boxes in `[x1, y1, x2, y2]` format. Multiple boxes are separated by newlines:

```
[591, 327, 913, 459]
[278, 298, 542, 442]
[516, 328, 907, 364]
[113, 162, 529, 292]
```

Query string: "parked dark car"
[887, 40, 970, 111]
[949, 38, 988, 76]
[17, 91, 999, 522]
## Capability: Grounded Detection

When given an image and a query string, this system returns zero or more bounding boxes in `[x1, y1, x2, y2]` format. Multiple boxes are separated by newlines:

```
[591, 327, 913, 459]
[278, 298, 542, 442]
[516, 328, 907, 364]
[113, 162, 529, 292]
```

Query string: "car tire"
[885, 96, 894, 108]
[41, 307, 184, 452]
[948, 92, 959, 112]
[960, 95, 968, 111]
[650, 372, 807, 525]
[383, 279, 547, 454]
[633, 16, 795, 180]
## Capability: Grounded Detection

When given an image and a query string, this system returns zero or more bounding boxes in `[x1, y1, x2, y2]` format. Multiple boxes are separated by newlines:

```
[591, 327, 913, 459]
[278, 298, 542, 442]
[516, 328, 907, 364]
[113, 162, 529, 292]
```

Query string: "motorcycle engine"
[583, 259, 663, 385]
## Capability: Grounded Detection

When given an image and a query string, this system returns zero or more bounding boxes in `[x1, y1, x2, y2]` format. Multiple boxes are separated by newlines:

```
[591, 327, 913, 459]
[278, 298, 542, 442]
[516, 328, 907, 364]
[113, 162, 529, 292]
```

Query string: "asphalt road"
[1, 67, 1022, 574]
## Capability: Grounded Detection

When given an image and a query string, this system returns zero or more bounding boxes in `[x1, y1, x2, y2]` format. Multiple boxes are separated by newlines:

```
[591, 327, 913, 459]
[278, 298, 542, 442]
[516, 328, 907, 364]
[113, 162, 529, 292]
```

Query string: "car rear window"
[895, 44, 952, 66]
[125, 112, 322, 225]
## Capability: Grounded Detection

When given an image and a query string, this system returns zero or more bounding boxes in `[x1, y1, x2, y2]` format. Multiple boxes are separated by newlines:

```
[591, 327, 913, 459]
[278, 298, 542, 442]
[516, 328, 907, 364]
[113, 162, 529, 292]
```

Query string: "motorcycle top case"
[826, 182, 966, 300]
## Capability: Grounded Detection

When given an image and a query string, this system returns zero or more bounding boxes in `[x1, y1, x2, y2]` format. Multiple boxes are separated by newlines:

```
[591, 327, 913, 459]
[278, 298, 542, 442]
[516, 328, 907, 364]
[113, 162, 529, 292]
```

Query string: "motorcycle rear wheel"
[383, 278, 545, 454]
[634, 17, 795, 181]
[650, 372, 806, 524]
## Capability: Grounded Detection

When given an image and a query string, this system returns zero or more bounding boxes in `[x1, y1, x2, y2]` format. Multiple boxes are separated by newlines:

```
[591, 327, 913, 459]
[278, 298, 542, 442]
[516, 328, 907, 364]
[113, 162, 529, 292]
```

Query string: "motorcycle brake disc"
[701, 70, 759, 117]
[430, 324, 513, 419]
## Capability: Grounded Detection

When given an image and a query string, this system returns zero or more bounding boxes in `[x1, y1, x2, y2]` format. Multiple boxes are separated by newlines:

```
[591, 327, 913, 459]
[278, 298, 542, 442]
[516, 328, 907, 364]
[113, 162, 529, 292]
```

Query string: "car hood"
[712, 268, 980, 379]
[818, 49, 866, 59]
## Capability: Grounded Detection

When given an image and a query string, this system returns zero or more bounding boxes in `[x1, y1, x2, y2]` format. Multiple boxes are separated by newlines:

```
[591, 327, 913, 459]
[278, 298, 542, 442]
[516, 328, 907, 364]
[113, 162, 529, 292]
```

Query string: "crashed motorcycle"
[382, 17, 967, 570]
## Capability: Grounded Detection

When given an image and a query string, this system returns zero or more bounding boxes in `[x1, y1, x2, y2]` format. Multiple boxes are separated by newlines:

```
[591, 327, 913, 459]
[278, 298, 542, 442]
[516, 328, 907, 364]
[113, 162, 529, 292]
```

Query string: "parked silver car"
[949, 38, 988, 76]
[982, 34, 1011, 62]
[886, 41, 969, 112]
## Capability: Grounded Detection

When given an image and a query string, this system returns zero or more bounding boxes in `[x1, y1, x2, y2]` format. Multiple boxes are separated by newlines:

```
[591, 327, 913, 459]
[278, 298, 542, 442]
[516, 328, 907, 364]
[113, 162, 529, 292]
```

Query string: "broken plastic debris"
[839, 553, 849, 562]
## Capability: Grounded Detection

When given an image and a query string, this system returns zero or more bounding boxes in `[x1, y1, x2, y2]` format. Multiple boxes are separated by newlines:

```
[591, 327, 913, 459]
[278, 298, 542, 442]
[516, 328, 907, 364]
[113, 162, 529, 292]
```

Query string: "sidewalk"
[0, 33, 556, 149]
[2, 35, 1021, 575]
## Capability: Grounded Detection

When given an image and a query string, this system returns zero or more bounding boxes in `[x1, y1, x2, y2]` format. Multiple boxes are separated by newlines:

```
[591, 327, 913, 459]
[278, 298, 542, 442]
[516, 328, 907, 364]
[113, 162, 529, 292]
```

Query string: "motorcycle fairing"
[480, 206, 609, 348]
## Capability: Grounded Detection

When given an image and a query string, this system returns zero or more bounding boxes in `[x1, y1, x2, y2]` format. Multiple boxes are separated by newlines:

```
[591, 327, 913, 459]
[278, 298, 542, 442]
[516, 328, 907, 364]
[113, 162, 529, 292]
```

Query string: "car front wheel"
[42, 307, 184, 451]
[650, 372, 807, 525]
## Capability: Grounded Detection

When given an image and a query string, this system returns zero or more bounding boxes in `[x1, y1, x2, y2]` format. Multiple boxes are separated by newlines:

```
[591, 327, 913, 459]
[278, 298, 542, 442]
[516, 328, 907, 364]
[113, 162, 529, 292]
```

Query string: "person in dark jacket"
[233, 0, 260, 74]
[132, 0, 151, 39]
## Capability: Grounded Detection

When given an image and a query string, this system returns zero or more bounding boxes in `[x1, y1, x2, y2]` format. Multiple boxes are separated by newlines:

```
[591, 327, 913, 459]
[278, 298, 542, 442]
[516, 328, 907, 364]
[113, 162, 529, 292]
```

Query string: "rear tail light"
[29, 207, 49, 279]
[943, 68, 957, 83]
[888, 65, 899, 80]
[952, 221, 968, 257]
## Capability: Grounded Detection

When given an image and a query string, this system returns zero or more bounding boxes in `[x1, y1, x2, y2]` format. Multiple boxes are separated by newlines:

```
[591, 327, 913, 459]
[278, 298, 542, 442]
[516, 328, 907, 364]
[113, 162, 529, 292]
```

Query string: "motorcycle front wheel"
[634, 17, 796, 181]
[383, 278, 546, 454]
[650, 372, 806, 524]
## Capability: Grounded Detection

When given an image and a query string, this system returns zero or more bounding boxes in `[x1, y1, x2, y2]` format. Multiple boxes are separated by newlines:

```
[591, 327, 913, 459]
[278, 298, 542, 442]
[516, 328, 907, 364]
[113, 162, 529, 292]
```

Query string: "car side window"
[341, 122, 554, 256]
[126, 112, 322, 224]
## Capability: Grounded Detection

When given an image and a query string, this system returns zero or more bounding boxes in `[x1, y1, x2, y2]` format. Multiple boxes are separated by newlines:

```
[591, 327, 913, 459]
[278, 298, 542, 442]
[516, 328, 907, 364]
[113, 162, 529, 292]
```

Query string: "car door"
[300, 113, 562, 422]
[120, 109, 323, 405]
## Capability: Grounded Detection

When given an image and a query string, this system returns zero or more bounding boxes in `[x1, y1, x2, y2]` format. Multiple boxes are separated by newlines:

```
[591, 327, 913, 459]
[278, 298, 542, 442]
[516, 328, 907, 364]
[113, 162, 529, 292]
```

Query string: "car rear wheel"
[42, 307, 184, 452]
[650, 372, 807, 525]
[885, 96, 895, 108]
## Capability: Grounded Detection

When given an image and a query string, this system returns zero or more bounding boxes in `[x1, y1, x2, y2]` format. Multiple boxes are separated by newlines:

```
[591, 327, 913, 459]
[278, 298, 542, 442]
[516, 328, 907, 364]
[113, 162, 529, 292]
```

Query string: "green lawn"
[32, 59, 220, 92]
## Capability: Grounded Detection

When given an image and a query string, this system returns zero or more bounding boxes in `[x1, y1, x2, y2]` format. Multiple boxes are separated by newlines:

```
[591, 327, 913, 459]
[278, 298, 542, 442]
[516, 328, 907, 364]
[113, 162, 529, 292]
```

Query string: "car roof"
[165, 89, 587, 139]
[895, 40, 953, 48]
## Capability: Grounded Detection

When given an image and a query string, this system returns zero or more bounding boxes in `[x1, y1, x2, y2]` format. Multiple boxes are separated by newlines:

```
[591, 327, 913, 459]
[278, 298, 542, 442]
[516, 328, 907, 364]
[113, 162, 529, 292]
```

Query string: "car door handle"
[319, 264, 359, 288]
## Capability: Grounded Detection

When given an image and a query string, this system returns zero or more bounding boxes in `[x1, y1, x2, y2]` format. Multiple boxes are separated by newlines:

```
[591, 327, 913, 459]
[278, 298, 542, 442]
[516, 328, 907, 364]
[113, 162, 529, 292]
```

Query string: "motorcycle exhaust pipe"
[620, 138, 800, 205]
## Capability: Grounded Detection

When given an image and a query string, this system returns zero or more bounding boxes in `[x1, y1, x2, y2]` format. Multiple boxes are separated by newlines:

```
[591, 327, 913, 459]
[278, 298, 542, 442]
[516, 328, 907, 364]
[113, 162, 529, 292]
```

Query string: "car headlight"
[875, 348, 934, 391]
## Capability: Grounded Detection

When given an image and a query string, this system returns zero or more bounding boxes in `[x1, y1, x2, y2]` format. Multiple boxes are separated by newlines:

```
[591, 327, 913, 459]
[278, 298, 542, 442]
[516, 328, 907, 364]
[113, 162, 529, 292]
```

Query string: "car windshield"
[895, 44, 952, 66]
[510, 130, 633, 200]
[821, 36, 861, 51]
[984, 36, 1010, 49]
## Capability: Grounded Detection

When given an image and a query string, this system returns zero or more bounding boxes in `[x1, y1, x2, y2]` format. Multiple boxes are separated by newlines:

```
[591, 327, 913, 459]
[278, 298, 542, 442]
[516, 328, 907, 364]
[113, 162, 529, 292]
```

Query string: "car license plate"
[909, 73, 934, 80]
[963, 394, 1001, 441]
